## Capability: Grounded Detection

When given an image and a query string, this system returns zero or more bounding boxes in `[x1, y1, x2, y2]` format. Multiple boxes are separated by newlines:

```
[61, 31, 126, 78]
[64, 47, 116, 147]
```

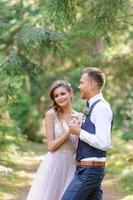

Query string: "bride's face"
[53, 86, 72, 108]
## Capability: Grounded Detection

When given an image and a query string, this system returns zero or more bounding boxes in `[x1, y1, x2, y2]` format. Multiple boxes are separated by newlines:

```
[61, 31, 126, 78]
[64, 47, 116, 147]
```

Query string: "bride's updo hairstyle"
[49, 80, 72, 116]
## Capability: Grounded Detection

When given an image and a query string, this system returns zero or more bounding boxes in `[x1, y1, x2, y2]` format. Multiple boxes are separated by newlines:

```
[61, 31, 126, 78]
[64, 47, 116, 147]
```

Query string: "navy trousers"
[61, 165, 105, 200]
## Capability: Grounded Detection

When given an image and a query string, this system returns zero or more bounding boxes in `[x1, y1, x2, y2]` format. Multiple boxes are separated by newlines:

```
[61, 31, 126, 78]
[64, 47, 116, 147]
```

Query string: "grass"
[0, 129, 133, 199]
[106, 130, 133, 195]
[0, 133, 46, 199]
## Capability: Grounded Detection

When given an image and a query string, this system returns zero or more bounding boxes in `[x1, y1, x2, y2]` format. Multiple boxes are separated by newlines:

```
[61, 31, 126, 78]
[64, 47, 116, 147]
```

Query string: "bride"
[26, 80, 82, 200]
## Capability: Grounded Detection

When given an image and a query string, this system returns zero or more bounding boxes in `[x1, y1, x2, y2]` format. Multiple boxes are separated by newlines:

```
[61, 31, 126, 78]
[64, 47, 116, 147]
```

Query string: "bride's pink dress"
[26, 109, 78, 200]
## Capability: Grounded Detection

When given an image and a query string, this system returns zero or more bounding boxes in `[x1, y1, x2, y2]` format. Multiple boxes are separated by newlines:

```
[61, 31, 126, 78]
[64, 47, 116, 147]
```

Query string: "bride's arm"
[45, 111, 70, 152]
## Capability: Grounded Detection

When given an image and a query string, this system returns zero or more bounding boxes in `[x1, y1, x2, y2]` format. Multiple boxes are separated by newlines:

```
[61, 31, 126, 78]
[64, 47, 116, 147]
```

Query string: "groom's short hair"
[82, 67, 106, 89]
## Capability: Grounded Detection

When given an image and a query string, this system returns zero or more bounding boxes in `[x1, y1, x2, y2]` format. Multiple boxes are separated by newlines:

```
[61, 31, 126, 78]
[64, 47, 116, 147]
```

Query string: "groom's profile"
[61, 67, 113, 200]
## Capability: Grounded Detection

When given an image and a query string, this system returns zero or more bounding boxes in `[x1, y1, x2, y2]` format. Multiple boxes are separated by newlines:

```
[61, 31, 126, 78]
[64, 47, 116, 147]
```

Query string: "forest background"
[0, 0, 133, 199]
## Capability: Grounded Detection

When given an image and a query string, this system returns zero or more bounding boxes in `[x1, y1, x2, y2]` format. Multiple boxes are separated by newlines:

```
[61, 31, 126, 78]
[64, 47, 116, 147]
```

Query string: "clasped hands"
[68, 117, 81, 136]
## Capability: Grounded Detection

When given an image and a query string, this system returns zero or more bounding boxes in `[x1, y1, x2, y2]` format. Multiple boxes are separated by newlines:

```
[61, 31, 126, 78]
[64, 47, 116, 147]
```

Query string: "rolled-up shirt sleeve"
[80, 103, 112, 151]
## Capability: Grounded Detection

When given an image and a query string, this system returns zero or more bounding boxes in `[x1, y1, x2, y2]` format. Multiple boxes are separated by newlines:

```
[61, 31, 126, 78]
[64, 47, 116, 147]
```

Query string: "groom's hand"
[68, 119, 80, 136]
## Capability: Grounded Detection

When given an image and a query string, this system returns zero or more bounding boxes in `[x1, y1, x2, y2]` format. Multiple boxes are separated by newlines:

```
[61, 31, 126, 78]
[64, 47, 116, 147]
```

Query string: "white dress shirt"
[80, 93, 113, 162]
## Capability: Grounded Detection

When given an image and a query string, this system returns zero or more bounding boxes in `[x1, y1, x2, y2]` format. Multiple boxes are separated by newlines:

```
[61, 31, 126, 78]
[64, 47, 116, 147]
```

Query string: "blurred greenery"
[0, 140, 45, 199]
[0, 0, 133, 198]
[107, 131, 133, 194]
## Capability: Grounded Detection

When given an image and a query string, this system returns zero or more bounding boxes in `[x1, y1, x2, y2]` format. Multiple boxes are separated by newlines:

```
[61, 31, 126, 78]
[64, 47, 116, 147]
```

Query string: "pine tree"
[0, 0, 132, 141]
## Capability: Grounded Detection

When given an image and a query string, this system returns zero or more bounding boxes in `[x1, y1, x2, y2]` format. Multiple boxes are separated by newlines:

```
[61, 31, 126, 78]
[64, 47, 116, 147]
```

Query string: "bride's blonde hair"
[49, 80, 72, 116]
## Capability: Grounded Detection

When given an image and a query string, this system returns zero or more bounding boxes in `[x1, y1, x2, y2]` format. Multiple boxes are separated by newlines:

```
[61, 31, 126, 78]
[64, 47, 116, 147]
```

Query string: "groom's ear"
[90, 80, 97, 89]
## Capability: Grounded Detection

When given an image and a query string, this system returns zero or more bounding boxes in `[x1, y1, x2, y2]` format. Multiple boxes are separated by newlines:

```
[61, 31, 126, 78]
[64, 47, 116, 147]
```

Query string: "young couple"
[26, 67, 113, 200]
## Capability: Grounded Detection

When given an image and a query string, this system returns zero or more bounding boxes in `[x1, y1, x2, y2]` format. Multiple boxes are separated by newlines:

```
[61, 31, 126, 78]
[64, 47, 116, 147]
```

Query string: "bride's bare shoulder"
[45, 109, 56, 120]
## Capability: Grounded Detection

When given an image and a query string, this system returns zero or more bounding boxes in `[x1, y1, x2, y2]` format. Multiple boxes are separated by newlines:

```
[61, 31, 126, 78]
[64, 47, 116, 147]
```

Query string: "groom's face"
[78, 73, 93, 99]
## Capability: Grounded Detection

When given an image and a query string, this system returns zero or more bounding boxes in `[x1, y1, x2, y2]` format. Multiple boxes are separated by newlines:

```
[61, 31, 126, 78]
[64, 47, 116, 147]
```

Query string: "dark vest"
[76, 100, 106, 161]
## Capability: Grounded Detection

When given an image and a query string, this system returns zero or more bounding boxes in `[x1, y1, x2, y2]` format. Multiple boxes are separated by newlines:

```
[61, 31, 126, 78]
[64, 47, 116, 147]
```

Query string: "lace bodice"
[50, 109, 80, 152]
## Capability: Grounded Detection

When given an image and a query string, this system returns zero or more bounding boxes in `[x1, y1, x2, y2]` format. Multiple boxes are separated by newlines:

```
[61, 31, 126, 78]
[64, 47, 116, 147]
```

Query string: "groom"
[61, 67, 113, 200]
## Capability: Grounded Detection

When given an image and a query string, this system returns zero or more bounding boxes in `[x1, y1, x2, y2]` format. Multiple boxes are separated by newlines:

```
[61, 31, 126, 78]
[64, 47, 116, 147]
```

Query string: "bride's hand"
[68, 120, 80, 136]
[71, 115, 80, 125]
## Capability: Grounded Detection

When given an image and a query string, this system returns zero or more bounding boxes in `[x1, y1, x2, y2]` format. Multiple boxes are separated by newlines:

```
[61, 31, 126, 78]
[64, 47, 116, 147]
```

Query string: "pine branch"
[16, 27, 63, 61]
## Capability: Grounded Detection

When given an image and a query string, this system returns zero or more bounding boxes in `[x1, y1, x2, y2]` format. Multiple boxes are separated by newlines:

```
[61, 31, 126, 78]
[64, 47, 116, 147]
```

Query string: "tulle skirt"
[26, 149, 76, 200]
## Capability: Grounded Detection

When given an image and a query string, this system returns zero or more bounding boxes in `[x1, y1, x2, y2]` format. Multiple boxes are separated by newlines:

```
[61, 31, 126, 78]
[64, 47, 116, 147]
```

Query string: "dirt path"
[11, 159, 127, 200]
[5, 143, 132, 200]
[16, 177, 124, 200]
[103, 177, 123, 200]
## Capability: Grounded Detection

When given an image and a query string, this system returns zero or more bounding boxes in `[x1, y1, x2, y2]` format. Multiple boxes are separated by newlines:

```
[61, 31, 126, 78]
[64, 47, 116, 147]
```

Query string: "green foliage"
[48, 0, 82, 27]
[0, 0, 133, 144]
[0, 0, 64, 142]
[48, 0, 131, 42]
[0, 140, 45, 199]
[120, 170, 133, 193]
[8, 90, 40, 141]
[106, 53, 133, 140]
[89, 0, 125, 38]
[107, 131, 133, 194]
[0, 132, 26, 168]
[0, 2, 133, 198]
[121, 90, 133, 141]
[17, 27, 63, 62]
[4, 52, 23, 76]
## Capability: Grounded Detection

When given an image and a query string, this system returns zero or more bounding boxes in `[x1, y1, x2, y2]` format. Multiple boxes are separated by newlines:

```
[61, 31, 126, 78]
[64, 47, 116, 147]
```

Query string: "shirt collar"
[87, 93, 104, 108]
